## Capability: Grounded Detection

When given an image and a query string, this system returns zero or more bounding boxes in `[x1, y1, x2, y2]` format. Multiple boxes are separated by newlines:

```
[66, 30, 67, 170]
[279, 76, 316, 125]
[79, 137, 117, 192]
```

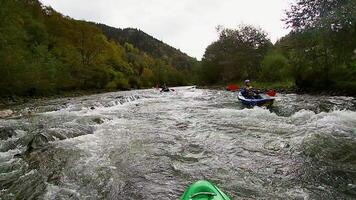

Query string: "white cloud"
[40, 0, 293, 60]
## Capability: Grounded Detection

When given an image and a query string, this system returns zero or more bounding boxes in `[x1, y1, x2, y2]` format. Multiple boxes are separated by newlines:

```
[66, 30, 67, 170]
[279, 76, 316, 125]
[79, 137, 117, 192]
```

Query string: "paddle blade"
[227, 84, 239, 92]
[266, 89, 277, 97]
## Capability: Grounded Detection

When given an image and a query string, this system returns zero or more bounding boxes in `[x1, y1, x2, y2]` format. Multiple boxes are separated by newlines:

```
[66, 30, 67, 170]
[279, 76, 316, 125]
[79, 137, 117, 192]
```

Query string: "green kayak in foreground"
[180, 180, 231, 200]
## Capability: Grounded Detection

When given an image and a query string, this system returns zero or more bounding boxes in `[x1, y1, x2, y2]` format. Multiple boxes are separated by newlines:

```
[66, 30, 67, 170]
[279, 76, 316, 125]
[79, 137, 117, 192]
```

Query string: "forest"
[0, 0, 355, 97]
[0, 0, 196, 97]
[198, 0, 356, 94]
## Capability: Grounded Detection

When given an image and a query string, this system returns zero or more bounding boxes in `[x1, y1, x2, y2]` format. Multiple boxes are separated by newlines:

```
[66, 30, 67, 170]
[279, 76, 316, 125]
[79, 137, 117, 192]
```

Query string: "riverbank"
[0, 89, 114, 109]
[197, 81, 296, 93]
[1, 82, 355, 109]
[197, 81, 356, 97]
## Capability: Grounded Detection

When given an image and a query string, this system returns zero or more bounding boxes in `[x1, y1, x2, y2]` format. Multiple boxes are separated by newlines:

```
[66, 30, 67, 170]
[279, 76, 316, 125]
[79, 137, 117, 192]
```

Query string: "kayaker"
[160, 83, 170, 92]
[241, 80, 260, 99]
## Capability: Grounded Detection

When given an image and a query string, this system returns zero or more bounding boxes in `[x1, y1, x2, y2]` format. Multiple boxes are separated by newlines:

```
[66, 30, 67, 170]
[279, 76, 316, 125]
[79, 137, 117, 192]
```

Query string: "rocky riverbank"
[0, 90, 114, 109]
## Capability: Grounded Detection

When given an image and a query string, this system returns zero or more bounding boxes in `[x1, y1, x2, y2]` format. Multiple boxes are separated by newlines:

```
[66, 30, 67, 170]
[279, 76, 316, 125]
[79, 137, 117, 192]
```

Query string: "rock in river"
[0, 109, 13, 118]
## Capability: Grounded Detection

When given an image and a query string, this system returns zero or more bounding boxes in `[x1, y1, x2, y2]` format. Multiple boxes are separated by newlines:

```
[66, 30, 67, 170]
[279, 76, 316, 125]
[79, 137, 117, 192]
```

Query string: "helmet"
[244, 80, 250, 84]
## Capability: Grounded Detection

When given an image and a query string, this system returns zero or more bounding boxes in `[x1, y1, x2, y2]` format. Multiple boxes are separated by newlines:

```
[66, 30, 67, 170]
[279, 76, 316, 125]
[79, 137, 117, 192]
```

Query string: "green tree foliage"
[260, 52, 290, 82]
[96, 24, 197, 70]
[282, 0, 356, 92]
[197, 0, 355, 94]
[200, 25, 272, 85]
[97, 24, 197, 86]
[284, 0, 355, 31]
[0, 0, 193, 97]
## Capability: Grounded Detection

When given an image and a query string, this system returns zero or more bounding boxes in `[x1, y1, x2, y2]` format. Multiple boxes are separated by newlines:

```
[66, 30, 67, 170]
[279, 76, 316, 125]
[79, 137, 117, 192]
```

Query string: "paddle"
[227, 84, 239, 92]
[226, 84, 277, 97]
[266, 89, 277, 97]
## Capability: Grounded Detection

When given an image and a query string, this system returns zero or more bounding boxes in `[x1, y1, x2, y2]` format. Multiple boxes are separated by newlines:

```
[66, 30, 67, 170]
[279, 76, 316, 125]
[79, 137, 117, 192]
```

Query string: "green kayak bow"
[180, 180, 231, 200]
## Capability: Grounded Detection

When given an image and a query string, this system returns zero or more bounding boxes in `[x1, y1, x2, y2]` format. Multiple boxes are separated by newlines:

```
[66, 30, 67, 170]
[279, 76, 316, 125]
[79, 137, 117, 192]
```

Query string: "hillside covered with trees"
[198, 0, 355, 95]
[96, 24, 198, 70]
[0, 0, 195, 97]
[1, 0, 355, 97]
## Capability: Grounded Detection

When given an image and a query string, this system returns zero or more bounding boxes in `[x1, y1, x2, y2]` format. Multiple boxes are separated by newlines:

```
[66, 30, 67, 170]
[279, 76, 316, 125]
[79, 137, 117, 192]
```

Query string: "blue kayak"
[237, 92, 274, 107]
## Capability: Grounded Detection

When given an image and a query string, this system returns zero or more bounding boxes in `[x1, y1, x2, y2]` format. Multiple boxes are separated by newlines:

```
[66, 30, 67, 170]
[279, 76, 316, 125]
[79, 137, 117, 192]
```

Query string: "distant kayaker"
[160, 83, 170, 92]
[241, 80, 261, 99]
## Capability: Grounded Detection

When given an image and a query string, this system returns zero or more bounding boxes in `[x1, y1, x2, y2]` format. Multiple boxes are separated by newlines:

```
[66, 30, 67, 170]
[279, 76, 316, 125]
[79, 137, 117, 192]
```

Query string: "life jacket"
[241, 88, 248, 97]
[241, 86, 255, 98]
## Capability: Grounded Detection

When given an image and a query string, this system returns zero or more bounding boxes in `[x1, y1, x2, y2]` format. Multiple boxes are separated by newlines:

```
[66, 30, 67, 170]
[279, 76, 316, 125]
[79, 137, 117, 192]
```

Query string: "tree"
[73, 22, 108, 66]
[285, 0, 355, 31]
[0, 0, 194, 97]
[260, 52, 290, 82]
[283, 0, 356, 91]
[201, 25, 272, 84]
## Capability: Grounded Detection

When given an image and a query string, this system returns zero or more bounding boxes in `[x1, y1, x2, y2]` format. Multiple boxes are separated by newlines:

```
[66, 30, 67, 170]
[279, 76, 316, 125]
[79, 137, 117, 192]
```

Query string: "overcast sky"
[40, 0, 293, 60]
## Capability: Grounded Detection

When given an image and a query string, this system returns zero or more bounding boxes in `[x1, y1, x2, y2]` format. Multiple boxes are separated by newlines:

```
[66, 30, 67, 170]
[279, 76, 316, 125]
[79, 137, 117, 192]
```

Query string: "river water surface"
[1, 87, 356, 199]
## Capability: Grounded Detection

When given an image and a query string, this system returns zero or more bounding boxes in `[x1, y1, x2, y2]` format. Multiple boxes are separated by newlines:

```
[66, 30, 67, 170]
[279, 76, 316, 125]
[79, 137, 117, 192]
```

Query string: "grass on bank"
[228, 80, 296, 91]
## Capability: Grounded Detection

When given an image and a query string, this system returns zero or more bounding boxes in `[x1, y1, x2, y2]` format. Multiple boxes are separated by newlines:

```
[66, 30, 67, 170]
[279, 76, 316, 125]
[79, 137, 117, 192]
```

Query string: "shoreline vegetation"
[0, 0, 355, 107]
[198, 81, 356, 97]
[1, 81, 355, 109]
[194, 0, 355, 95]
[0, 1, 197, 99]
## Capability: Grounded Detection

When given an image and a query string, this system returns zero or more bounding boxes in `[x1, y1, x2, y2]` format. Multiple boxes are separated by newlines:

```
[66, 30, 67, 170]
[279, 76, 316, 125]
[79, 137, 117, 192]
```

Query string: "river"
[1, 87, 356, 199]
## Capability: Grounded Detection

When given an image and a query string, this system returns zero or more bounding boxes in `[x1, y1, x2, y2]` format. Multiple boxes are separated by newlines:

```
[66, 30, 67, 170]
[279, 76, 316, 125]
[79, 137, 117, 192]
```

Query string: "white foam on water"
[2, 87, 356, 199]
[43, 184, 61, 200]
[291, 109, 316, 121]
[316, 110, 356, 126]
[311, 110, 356, 137]
[285, 187, 310, 200]
[44, 184, 81, 200]
[0, 149, 23, 161]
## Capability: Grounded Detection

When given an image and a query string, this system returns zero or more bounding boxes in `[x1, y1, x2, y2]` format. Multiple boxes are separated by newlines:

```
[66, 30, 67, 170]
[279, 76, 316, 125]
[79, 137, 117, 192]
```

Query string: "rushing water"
[0, 87, 356, 199]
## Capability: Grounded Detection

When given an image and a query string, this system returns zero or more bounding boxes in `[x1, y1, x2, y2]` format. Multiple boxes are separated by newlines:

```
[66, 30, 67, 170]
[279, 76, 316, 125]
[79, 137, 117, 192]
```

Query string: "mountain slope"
[96, 24, 197, 69]
[0, 0, 194, 97]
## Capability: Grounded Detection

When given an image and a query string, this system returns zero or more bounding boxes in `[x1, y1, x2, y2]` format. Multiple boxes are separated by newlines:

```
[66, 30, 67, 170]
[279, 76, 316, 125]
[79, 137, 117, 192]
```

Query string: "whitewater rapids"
[0, 87, 355, 199]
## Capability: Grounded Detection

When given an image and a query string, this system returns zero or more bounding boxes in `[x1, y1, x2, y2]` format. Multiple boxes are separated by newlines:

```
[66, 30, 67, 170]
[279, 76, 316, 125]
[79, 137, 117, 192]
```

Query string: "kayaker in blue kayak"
[241, 80, 261, 99]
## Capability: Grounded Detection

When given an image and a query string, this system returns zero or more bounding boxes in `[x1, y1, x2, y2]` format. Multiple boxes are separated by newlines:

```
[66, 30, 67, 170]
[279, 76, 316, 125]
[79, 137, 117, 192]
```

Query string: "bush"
[260, 52, 290, 82]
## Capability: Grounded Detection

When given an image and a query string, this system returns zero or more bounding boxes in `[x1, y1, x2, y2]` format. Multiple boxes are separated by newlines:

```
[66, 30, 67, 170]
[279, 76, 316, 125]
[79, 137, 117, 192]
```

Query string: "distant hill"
[96, 24, 197, 69]
[0, 0, 196, 97]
